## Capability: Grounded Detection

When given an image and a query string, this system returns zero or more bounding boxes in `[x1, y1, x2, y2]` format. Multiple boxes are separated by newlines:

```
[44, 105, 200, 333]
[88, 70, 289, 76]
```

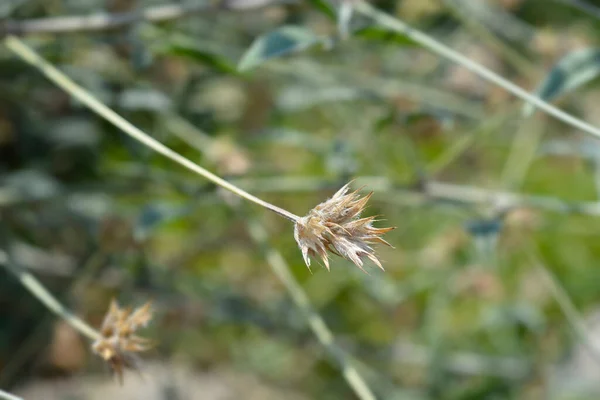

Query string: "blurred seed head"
[92, 299, 154, 384]
[293, 183, 394, 272]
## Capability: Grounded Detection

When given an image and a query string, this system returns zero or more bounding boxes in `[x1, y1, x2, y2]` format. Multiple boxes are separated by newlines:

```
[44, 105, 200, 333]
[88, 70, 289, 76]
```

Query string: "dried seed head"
[293, 183, 394, 272]
[92, 299, 154, 384]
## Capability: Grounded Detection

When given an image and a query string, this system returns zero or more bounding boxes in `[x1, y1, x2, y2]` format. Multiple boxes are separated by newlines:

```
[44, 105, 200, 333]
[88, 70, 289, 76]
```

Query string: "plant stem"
[0, 390, 22, 400]
[0, 250, 100, 341]
[441, 0, 536, 79]
[500, 117, 545, 190]
[354, 1, 600, 140]
[529, 252, 600, 368]
[246, 219, 377, 400]
[3, 36, 299, 223]
[106, 168, 600, 218]
[2, 0, 298, 36]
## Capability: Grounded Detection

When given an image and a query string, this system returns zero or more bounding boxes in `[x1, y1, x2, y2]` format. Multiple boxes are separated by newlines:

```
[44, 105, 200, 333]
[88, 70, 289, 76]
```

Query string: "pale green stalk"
[0, 389, 23, 400]
[247, 219, 377, 400]
[529, 252, 600, 367]
[500, 117, 545, 190]
[3, 36, 299, 223]
[441, 0, 536, 78]
[426, 108, 513, 176]
[0, 250, 100, 341]
[354, 1, 600, 140]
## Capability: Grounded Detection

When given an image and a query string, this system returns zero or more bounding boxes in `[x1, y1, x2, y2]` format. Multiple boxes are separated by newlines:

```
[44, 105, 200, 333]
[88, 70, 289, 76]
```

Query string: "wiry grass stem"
[354, 1, 600, 140]
[0, 389, 23, 400]
[526, 248, 600, 368]
[441, 0, 537, 78]
[0, 249, 100, 341]
[3, 36, 299, 223]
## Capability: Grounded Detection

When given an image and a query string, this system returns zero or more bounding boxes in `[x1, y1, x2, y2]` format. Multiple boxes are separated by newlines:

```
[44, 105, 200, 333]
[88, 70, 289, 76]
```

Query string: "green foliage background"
[2, 0, 600, 399]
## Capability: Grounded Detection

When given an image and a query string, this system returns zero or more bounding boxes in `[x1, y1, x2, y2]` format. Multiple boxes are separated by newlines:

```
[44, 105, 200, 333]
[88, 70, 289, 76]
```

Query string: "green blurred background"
[2, 0, 600, 399]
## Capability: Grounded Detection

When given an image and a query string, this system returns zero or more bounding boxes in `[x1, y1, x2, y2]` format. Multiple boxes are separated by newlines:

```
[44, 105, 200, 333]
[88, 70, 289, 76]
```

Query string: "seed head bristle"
[92, 299, 155, 384]
[293, 183, 395, 272]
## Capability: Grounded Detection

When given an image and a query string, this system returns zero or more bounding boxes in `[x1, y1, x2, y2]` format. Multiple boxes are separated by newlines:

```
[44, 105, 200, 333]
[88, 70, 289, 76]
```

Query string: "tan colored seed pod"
[294, 183, 394, 272]
[91, 299, 154, 384]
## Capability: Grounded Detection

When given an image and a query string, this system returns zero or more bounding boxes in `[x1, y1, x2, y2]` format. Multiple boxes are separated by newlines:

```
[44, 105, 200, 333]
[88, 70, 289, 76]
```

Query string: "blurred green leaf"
[355, 26, 417, 47]
[523, 48, 600, 116]
[238, 26, 326, 72]
[308, 0, 336, 20]
[167, 43, 239, 75]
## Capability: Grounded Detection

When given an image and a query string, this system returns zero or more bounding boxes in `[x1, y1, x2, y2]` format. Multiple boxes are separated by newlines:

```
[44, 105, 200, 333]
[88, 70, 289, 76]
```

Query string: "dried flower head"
[92, 299, 154, 384]
[293, 183, 394, 272]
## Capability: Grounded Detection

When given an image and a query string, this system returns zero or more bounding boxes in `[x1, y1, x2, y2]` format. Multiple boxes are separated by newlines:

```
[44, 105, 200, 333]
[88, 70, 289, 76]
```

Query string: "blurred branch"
[441, 0, 537, 78]
[354, 1, 600, 140]
[446, 0, 535, 43]
[266, 61, 485, 119]
[528, 251, 600, 368]
[1, 0, 298, 36]
[107, 166, 600, 218]
[4, 36, 299, 222]
[0, 390, 22, 400]
[393, 342, 530, 380]
[500, 118, 545, 190]
[234, 176, 600, 217]
[398, 179, 600, 216]
[246, 219, 377, 400]
[426, 108, 513, 176]
[9, 241, 76, 277]
[0, 249, 101, 341]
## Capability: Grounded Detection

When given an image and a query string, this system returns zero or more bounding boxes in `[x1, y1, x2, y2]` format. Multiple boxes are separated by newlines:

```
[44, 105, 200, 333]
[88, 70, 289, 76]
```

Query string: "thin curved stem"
[527, 248, 600, 369]
[3, 36, 299, 223]
[0, 389, 23, 400]
[0, 390, 22, 400]
[441, 0, 537, 79]
[354, 1, 600, 140]
[0, 250, 100, 341]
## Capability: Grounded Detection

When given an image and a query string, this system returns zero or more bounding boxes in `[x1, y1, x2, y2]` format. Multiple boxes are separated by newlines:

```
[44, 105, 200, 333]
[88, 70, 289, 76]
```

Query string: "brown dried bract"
[91, 299, 154, 384]
[294, 183, 394, 272]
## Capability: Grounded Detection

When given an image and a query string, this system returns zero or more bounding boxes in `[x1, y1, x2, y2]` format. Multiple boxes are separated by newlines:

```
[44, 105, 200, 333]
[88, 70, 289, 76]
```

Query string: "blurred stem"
[593, 159, 600, 200]
[426, 108, 514, 176]
[531, 257, 600, 367]
[2, 0, 298, 36]
[265, 60, 485, 119]
[107, 168, 600, 217]
[354, 1, 600, 139]
[441, 0, 537, 78]
[162, 114, 214, 154]
[0, 390, 22, 400]
[0, 250, 101, 341]
[421, 268, 453, 393]
[0, 250, 108, 386]
[500, 117, 545, 191]
[246, 219, 377, 400]
[4, 36, 299, 223]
